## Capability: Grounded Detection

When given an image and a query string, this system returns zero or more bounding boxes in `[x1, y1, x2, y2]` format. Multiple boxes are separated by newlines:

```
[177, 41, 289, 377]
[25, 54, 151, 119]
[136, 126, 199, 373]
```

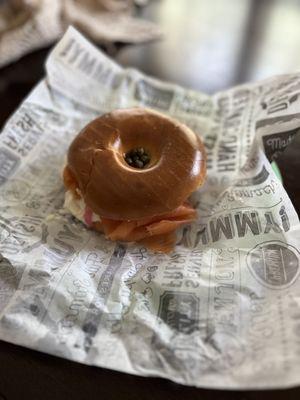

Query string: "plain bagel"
[64, 108, 206, 221]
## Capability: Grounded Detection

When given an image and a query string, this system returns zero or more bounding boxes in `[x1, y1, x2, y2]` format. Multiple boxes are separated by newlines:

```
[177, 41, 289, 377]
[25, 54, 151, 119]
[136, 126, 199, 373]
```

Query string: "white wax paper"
[0, 27, 300, 389]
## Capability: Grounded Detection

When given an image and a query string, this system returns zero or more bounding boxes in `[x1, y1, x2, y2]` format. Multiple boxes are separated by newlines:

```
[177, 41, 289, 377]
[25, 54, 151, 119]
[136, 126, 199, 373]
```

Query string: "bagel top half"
[65, 108, 206, 220]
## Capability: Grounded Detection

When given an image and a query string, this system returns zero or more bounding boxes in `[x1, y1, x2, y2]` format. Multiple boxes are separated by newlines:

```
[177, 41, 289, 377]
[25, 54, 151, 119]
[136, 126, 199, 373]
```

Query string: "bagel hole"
[124, 147, 151, 169]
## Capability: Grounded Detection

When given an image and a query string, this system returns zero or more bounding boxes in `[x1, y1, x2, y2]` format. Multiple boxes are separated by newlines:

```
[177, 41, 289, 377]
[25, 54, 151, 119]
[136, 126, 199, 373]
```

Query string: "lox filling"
[63, 168, 197, 253]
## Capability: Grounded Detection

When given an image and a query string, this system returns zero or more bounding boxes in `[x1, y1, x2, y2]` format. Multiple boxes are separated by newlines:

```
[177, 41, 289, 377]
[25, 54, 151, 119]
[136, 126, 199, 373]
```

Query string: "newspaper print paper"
[0, 27, 300, 389]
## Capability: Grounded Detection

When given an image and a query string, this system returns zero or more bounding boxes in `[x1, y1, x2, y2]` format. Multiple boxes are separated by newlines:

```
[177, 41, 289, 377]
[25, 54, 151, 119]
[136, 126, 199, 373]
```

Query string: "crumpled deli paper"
[0, 27, 300, 389]
[0, 0, 161, 68]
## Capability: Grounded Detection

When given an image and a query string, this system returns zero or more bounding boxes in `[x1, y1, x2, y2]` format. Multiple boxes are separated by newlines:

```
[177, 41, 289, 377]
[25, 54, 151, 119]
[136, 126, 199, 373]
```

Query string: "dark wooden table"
[0, 1, 299, 398]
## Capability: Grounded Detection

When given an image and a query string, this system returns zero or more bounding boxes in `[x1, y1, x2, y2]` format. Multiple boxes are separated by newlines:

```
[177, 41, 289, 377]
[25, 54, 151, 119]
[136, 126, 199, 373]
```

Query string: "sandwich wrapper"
[0, 27, 300, 389]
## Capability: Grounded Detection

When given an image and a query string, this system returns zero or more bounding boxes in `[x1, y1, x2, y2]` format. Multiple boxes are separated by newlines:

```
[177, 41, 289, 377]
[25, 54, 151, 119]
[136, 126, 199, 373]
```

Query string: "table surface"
[0, 0, 300, 399]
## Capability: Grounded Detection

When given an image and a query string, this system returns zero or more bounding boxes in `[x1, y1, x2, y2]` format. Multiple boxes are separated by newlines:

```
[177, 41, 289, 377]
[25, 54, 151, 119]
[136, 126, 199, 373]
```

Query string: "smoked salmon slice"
[64, 166, 197, 253]
[99, 202, 197, 252]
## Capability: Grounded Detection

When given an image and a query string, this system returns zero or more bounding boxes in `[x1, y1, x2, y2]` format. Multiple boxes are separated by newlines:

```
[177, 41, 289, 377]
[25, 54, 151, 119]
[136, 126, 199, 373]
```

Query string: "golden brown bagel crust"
[66, 108, 206, 220]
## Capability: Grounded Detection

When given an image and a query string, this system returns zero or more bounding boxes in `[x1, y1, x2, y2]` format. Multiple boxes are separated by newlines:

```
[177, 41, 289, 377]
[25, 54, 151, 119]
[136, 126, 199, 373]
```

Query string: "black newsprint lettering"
[212, 248, 237, 334]
[59, 38, 122, 89]
[134, 79, 174, 110]
[157, 291, 200, 334]
[215, 270, 234, 280]
[59, 38, 85, 64]
[256, 113, 300, 129]
[22, 269, 50, 297]
[162, 252, 189, 288]
[214, 283, 234, 295]
[235, 211, 260, 236]
[3, 113, 43, 157]
[92, 62, 104, 79]
[210, 215, 234, 242]
[84, 252, 103, 277]
[247, 242, 299, 289]
[51, 238, 74, 257]
[268, 102, 287, 114]
[247, 293, 274, 362]
[57, 224, 82, 242]
[0, 241, 20, 256]
[3, 130, 18, 150]
[16, 113, 41, 132]
[42, 249, 65, 270]
[179, 95, 212, 116]
[264, 212, 282, 234]
[236, 166, 269, 187]
[0, 256, 23, 282]
[262, 128, 299, 161]
[216, 96, 230, 119]
[193, 210, 288, 246]
[0, 216, 44, 254]
[164, 271, 183, 280]
[0, 218, 11, 235]
[58, 279, 90, 344]
[215, 96, 246, 173]
[43, 238, 75, 270]
[82, 244, 126, 352]
[233, 89, 250, 107]
[0, 147, 20, 185]
[218, 139, 236, 157]
[217, 162, 236, 173]
[265, 91, 300, 115]
[59, 38, 75, 58]
[228, 182, 276, 200]
[204, 130, 217, 170]
[217, 135, 237, 172]
[279, 206, 290, 232]
[195, 226, 209, 245]
[267, 135, 293, 150]
[78, 53, 96, 75]
[260, 77, 300, 114]
[214, 297, 234, 310]
[225, 110, 243, 129]
[265, 250, 283, 282]
[92, 65, 122, 89]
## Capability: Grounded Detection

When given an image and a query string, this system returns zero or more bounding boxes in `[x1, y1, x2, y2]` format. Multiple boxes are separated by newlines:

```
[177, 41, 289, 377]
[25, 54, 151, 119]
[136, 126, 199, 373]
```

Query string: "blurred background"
[118, 0, 300, 93]
[0, 0, 300, 211]
[2, 0, 300, 117]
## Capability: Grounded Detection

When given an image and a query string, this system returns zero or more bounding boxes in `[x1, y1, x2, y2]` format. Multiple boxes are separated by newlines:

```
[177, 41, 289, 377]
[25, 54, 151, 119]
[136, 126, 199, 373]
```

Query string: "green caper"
[141, 155, 150, 164]
[134, 160, 144, 168]
[124, 147, 150, 168]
